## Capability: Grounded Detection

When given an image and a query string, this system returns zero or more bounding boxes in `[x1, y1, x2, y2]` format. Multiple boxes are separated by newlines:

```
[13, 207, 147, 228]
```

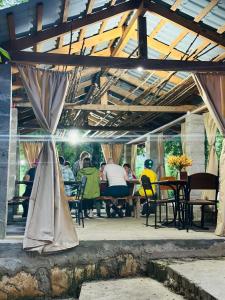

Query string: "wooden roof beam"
[34, 2, 43, 52]
[144, 0, 225, 48]
[16, 102, 196, 112]
[11, 51, 225, 71]
[57, 0, 70, 49]
[7, 12, 16, 40]
[4, 0, 139, 51]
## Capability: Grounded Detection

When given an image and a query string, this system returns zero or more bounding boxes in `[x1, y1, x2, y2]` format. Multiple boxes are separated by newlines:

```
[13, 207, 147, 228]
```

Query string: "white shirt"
[103, 163, 128, 187]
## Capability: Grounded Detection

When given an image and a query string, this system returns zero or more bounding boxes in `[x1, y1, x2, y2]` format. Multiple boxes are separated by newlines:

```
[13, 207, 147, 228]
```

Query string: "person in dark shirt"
[22, 159, 38, 217]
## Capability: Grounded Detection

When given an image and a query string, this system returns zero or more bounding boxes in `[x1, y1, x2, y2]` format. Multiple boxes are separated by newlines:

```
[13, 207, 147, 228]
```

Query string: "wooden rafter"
[170, 0, 183, 12]
[11, 51, 225, 71]
[3, 0, 139, 51]
[57, 0, 70, 49]
[7, 12, 16, 40]
[217, 24, 225, 34]
[194, 0, 218, 23]
[16, 102, 196, 112]
[34, 3, 43, 52]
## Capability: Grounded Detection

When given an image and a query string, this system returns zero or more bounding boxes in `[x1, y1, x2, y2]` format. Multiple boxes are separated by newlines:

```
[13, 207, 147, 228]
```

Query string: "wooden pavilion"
[0, 0, 225, 244]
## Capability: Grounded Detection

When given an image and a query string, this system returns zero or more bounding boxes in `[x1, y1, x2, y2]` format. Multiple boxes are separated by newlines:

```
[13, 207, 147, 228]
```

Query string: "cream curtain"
[112, 144, 124, 164]
[23, 142, 43, 167]
[131, 144, 137, 172]
[18, 65, 79, 252]
[193, 73, 225, 236]
[202, 112, 218, 200]
[157, 133, 165, 179]
[101, 144, 124, 164]
[101, 144, 111, 162]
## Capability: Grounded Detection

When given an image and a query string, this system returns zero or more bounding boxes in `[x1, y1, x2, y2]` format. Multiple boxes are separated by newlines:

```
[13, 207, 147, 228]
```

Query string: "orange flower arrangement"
[167, 155, 192, 171]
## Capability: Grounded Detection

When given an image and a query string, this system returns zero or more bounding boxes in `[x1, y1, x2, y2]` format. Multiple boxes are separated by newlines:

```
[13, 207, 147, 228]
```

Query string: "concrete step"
[148, 259, 225, 300]
[79, 277, 184, 300]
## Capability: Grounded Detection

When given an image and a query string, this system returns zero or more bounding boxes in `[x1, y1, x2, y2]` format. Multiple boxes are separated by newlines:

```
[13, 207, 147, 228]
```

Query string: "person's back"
[103, 163, 127, 187]
[102, 158, 129, 199]
[138, 159, 157, 197]
[77, 166, 100, 199]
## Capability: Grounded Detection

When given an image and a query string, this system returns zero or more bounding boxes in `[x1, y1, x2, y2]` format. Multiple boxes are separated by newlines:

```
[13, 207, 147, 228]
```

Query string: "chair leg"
[166, 203, 168, 223]
[155, 204, 157, 229]
[215, 203, 218, 225]
[159, 204, 162, 223]
[201, 205, 205, 228]
[146, 201, 149, 227]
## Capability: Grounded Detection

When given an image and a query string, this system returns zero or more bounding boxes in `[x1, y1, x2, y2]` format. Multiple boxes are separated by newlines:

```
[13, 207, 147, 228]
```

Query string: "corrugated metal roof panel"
[198, 45, 224, 61]
[104, 14, 122, 31]
[155, 23, 182, 46]
[95, 40, 110, 51]
[175, 32, 203, 54]
[202, 1, 225, 30]
[67, 0, 88, 19]
[162, 81, 176, 92]
[176, 72, 189, 79]
[145, 11, 162, 36]
[63, 30, 79, 46]
[123, 38, 138, 54]
[85, 22, 101, 38]
[41, 39, 57, 52]
[92, 0, 110, 11]
[146, 74, 159, 85]
[147, 47, 162, 59]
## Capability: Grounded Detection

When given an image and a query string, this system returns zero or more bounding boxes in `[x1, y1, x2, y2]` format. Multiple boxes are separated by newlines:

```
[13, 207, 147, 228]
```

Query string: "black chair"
[186, 173, 219, 229]
[69, 176, 87, 228]
[141, 175, 177, 229]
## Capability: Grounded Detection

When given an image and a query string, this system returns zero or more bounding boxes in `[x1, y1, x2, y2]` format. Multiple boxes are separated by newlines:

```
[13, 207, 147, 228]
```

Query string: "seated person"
[123, 163, 136, 180]
[77, 157, 100, 218]
[59, 156, 75, 197]
[102, 158, 129, 217]
[136, 159, 157, 215]
[99, 162, 106, 180]
[22, 159, 38, 218]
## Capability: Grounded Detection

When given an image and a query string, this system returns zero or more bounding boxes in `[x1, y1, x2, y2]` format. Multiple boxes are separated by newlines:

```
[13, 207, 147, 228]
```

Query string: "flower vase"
[176, 171, 181, 180]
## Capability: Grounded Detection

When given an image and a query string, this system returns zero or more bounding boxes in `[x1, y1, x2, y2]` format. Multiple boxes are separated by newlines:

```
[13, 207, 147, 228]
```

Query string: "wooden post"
[100, 76, 108, 105]
[0, 64, 12, 238]
[138, 15, 148, 59]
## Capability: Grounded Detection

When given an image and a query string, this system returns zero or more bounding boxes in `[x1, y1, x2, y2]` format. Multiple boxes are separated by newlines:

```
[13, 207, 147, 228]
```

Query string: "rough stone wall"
[0, 239, 225, 299]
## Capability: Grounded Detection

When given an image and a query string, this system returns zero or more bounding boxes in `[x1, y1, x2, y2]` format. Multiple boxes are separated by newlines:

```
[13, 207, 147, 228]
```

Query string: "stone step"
[148, 259, 225, 300]
[79, 277, 184, 300]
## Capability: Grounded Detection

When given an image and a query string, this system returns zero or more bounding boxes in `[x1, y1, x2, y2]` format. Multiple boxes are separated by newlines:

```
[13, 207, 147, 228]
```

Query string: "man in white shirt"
[102, 158, 129, 197]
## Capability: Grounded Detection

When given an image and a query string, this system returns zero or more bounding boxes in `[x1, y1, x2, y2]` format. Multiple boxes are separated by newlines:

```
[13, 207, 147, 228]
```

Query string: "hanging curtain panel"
[23, 142, 43, 167]
[112, 144, 124, 165]
[101, 144, 111, 162]
[202, 112, 218, 200]
[18, 65, 79, 253]
[193, 73, 225, 236]
[131, 144, 137, 172]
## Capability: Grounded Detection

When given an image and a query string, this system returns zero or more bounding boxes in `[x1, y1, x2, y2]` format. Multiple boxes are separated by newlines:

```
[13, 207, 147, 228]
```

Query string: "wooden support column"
[100, 76, 108, 105]
[0, 64, 12, 238]
[138, 15, 148, 59]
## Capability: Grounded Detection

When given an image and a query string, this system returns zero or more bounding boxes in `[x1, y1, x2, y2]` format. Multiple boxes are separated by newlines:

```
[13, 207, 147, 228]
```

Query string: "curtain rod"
[127, 105, 207, 145]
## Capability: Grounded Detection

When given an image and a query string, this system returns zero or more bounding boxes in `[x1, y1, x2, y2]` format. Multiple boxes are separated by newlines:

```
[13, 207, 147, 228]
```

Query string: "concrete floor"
[5, 216, 223, 242]
[79, 277, 184, 300]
